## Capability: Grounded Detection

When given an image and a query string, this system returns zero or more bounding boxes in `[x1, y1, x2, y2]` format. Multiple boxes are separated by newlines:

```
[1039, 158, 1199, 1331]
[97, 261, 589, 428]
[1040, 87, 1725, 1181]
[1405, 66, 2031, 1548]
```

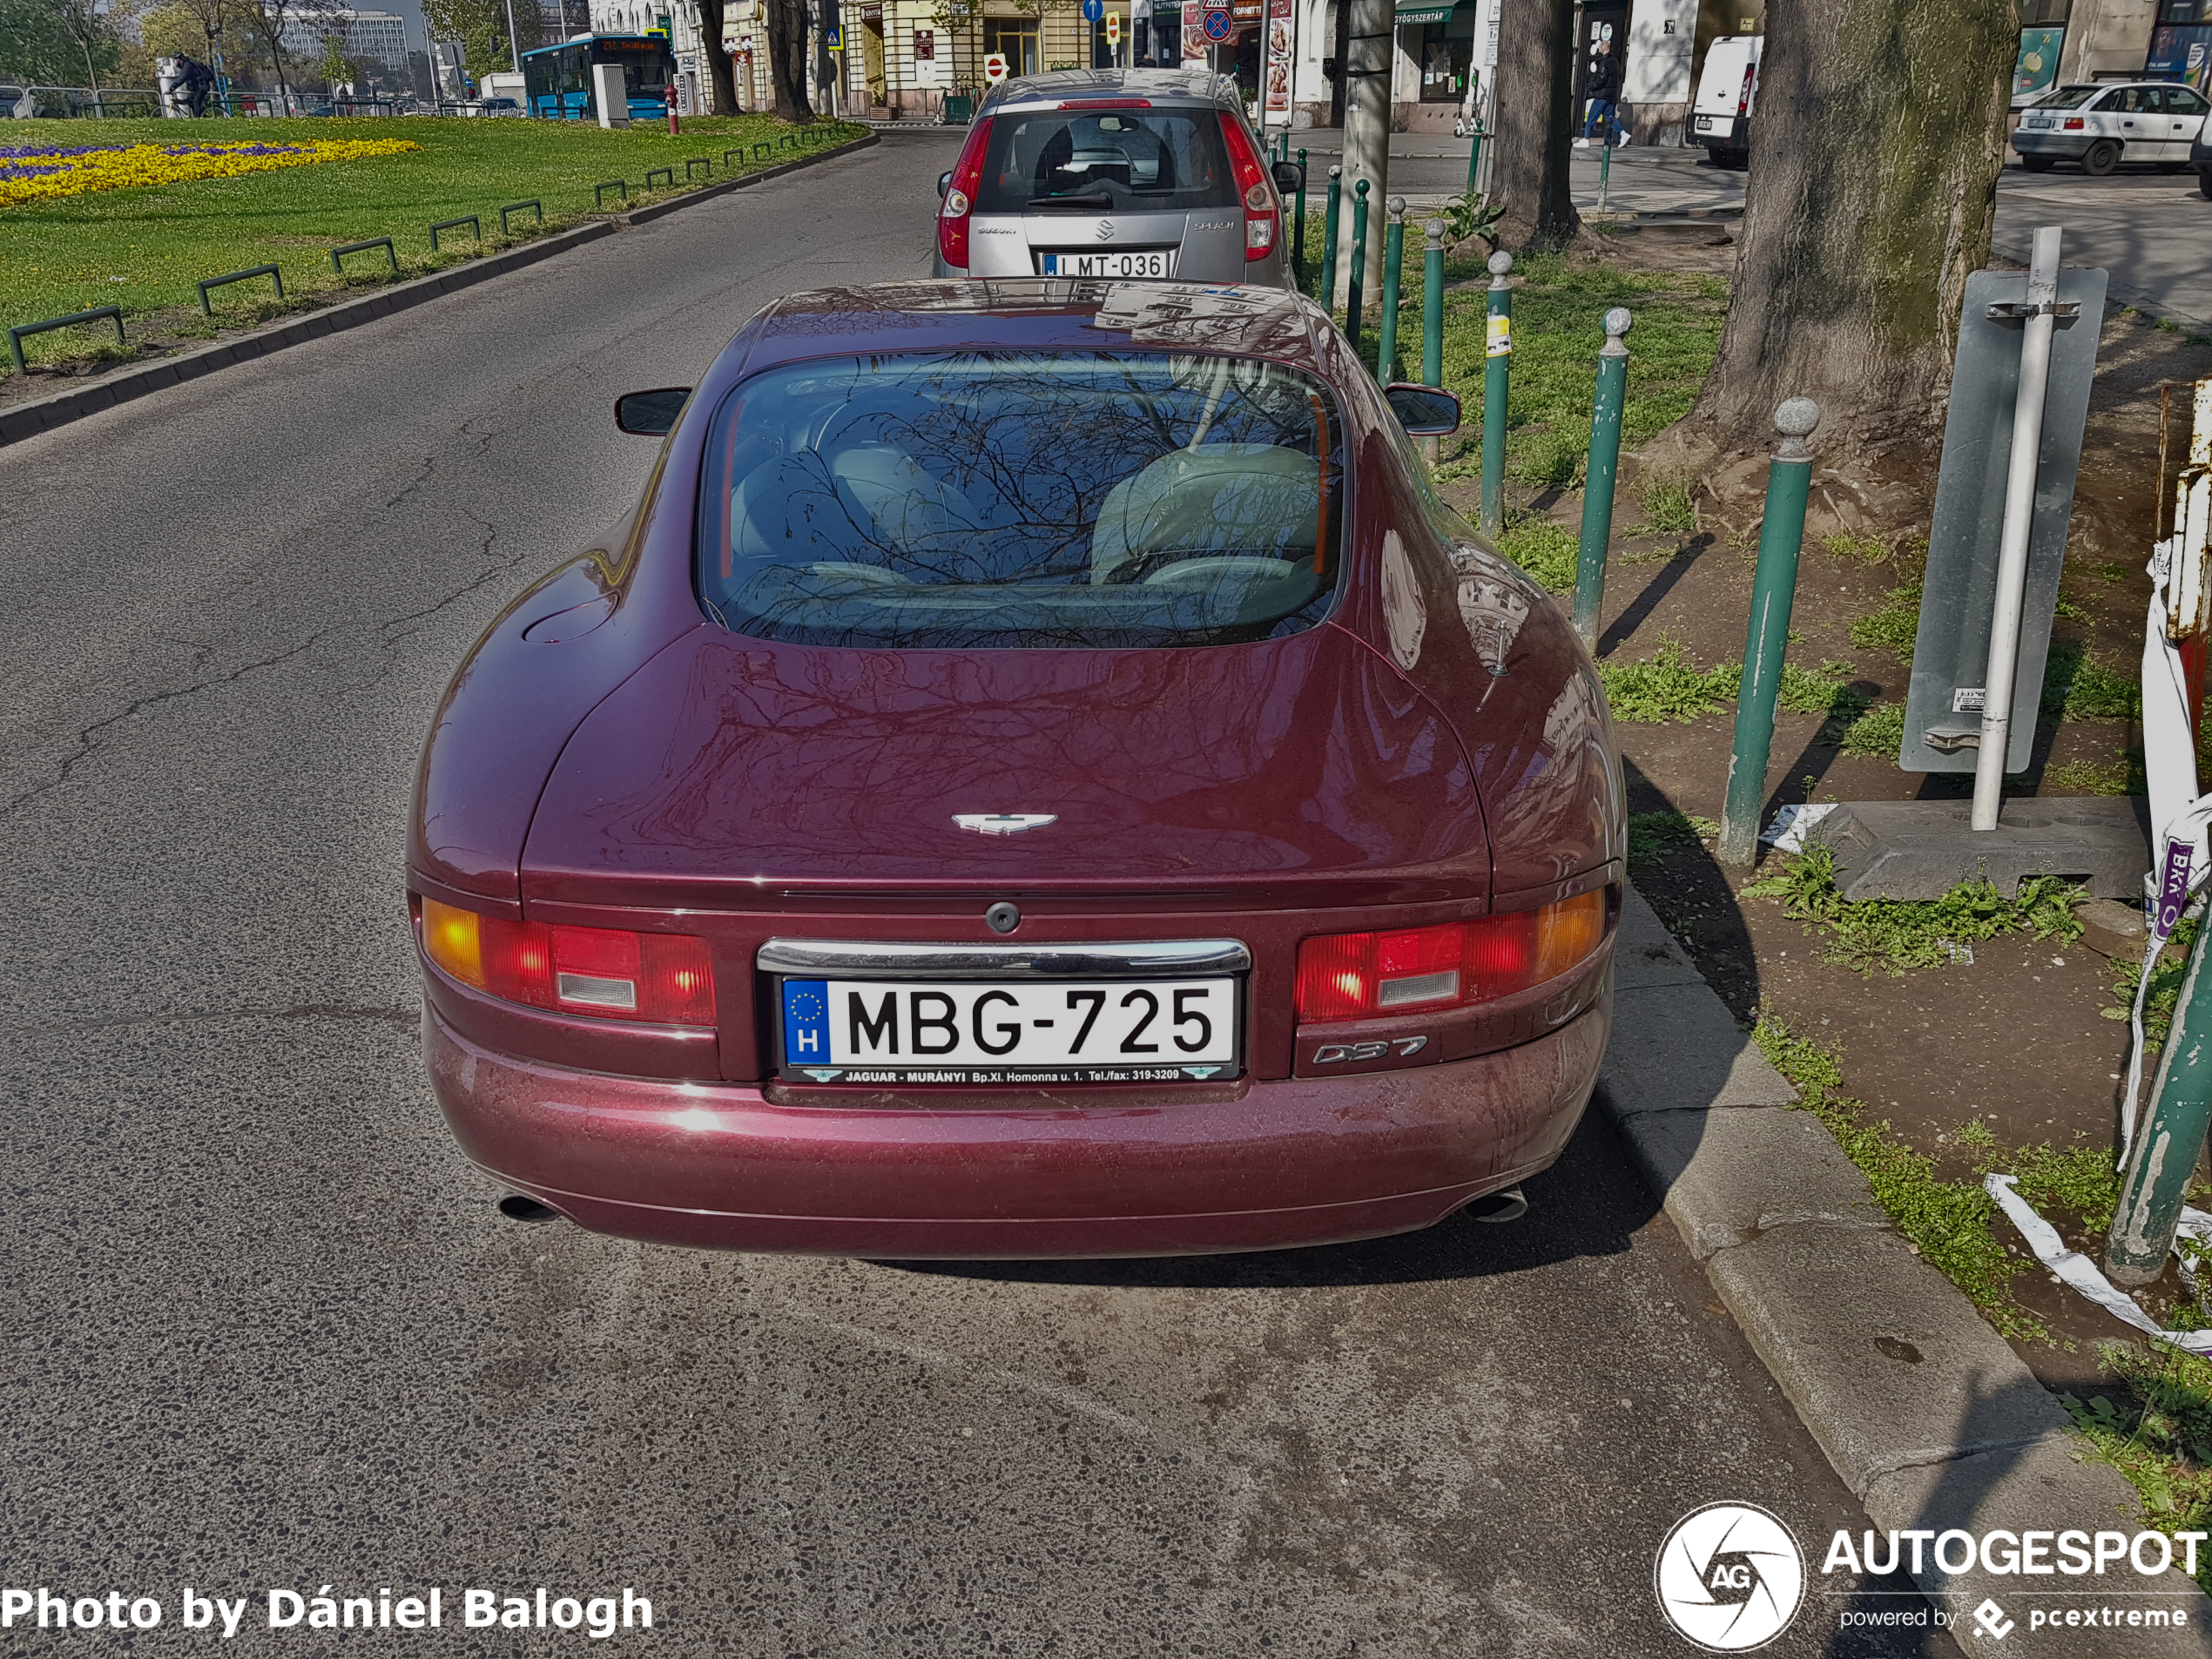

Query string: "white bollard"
[593, 62, 630, 128]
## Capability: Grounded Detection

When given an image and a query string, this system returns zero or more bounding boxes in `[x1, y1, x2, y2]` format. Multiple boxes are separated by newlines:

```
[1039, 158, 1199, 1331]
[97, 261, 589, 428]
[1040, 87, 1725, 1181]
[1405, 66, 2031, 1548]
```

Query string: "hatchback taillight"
[1293, 892, 1607, 1021]
[421, 898, 716, 1026]
[1217, 112, 1279, 261]
[938, 115, 995, 271]
[2063, 116, 2085, 130]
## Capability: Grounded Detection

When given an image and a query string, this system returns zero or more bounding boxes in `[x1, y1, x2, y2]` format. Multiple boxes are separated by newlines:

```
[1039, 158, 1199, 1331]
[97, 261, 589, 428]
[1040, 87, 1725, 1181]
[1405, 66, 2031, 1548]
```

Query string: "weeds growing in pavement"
[2042, 638, 2142, 722]
[1631, 475, 1698, 537]
[1849, 583, 1923, 664]
[2102, 919, 2199, 1055]
[1743, 843, 2085, 975]
[2093, 562, 2134, 583]
[1823, 532, 1890, 564]
[2063, 1345, 2212, 1590]
[1625, 809, 1719, 864]
[1597, 637, 1737, 723]
[1753, 1015, 2040, 1339]
[1494, 513, 1578, 592]
[2048, 752, 2148, 797]
[1833, 701, 1905, 758]
[1777, 660, 1873, 721]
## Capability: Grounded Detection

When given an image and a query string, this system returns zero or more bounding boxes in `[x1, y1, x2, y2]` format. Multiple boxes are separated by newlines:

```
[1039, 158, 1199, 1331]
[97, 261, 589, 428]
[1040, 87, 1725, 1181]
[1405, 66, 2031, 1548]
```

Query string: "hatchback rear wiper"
[1028, 191, 1115, 209]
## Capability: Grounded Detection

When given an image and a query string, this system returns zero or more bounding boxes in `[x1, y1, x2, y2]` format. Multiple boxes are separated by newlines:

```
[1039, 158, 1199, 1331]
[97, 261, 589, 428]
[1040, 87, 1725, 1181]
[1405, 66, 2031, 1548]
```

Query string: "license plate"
[1695, 115, 1716, 132]
[2023, 116, 2053, 129]
[1042, 250, 1177, 278]
[779, 976, 1238, 1084]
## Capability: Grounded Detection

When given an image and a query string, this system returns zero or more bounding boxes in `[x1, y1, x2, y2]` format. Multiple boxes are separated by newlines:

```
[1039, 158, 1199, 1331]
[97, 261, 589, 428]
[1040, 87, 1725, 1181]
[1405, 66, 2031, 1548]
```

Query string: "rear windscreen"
[2031, 84, 2101, 108]
[696, 350, 1345, 651]
[973, 109, 1238, 214]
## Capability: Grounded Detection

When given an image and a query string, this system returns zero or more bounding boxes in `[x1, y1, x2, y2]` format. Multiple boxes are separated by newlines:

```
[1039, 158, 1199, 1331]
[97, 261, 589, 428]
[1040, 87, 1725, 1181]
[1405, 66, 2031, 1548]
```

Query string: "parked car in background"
[1690, 36, 1760, 168]
[2013, 81, 2209, 174]
[934, 68, 1304, 287]
[409, 279, 1623, 1259]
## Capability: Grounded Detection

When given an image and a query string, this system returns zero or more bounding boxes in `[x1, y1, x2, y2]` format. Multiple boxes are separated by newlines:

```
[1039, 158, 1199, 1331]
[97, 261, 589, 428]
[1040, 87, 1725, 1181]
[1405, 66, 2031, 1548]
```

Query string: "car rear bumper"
[423, 989, 1609, 1258]
[2010, 132, 2091, 158]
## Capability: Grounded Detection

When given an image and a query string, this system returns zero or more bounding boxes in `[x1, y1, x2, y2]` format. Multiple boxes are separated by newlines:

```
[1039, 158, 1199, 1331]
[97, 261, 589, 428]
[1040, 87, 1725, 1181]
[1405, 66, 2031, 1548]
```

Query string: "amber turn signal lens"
[421, 897, 484, 988]
[1294, 889, 1609, 1022]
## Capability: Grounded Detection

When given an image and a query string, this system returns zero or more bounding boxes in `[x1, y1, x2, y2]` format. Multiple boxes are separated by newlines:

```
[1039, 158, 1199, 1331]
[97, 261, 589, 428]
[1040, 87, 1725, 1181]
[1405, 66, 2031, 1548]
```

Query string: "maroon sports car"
[410, 279, 1622, 1258]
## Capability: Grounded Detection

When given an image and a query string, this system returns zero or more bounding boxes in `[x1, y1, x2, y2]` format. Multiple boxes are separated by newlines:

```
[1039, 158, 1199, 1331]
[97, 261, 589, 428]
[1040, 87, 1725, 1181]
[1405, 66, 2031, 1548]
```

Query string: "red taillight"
[2063, 116, 2085, 130]
[1217, 111, 1279, 262]
[1736, 65, 1755, 118]
[421, 898, 716, 1026]
[938, 114, 995, 271]
[1293, 892, 1607, 1022]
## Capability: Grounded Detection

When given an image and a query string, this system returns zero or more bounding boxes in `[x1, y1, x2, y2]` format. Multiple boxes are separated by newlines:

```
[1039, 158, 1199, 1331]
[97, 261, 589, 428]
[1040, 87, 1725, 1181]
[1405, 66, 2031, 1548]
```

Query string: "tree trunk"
[696, 0, 738, 111]
[1685, 0, 2014, 472]
[1326, 0, 1347, 126]
[765, 0, 813, 119]
[1487, 0, 1577, 250]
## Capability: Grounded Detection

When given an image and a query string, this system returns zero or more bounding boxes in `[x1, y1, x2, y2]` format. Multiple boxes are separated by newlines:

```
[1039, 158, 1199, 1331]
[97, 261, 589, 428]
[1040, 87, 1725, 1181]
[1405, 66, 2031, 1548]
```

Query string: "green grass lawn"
[1, 113, 864, 372]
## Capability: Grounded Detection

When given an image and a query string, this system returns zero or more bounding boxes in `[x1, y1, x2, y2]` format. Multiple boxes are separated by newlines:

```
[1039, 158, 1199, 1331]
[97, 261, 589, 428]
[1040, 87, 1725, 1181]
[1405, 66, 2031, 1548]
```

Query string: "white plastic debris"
[1760, 802, 1835, 853]
[1986, 1175, 2212, 1354]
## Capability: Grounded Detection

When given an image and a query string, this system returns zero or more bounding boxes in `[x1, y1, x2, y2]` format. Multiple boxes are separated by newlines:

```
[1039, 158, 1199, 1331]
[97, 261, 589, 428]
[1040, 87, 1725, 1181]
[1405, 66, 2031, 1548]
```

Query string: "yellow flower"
[0, 139, 420, 209]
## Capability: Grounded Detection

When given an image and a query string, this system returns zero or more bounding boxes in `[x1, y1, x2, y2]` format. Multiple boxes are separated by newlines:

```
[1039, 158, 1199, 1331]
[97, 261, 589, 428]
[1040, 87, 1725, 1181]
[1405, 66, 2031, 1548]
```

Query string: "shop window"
[1418, 23, 1471, 102]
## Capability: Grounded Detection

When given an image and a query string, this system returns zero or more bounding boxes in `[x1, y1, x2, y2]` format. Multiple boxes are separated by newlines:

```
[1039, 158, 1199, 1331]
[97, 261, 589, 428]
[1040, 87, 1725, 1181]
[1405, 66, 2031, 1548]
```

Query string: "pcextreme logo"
[1655, 1502, 1807, 1652]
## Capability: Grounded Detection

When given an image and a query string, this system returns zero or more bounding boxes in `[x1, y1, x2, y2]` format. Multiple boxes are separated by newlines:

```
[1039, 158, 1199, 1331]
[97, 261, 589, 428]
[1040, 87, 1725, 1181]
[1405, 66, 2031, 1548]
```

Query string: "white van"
[1691, 36, 1760, 168]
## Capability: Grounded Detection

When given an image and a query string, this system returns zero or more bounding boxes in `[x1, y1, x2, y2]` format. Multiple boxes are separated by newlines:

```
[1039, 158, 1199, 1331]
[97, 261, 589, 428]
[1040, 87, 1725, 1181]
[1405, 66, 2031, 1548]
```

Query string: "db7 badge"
[1312, 1036, 1428, 1064]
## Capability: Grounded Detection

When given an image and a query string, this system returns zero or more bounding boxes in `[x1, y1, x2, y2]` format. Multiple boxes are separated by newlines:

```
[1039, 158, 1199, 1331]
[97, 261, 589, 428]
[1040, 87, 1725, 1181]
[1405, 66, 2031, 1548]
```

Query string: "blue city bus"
[521, 33, 674, 120]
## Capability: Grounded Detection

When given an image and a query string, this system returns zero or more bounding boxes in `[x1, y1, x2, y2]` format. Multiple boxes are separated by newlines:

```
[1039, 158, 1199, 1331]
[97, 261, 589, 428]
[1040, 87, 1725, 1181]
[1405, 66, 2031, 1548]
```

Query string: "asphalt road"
[0, 130, 1935, 1657]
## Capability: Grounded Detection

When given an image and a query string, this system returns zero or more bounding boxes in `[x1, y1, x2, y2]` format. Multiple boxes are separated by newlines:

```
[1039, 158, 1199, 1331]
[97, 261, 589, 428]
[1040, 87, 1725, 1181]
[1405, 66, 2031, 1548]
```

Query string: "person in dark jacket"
[176, 53, 214, 116]
[1577, 39, 1625, 147]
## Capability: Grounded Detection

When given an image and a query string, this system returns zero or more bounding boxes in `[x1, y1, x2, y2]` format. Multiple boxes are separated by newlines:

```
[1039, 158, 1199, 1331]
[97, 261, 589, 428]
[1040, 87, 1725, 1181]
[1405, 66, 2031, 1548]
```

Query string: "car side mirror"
[1384, 382, 1461, 436]
[938, 169, 954, 199]
[614, 387, 690, 435]
[1271, 158, 1305, 196]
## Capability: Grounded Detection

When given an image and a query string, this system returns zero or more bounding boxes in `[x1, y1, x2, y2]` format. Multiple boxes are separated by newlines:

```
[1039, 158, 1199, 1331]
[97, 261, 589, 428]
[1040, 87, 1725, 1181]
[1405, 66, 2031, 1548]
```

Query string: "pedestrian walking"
[1576, 39, 1625, 148]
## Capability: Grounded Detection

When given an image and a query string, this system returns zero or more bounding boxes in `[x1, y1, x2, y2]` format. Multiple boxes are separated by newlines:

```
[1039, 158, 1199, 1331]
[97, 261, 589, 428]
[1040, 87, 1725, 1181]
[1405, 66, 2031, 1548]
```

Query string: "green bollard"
[1345, 179, 1370, 354]
[1573, 307, 1632, 644]
[1716, 399, 1822, 869]
[1376, 196, 1405, 383]
[1319, 166, 1342, 308]
[1421, 218, 1445, 388]
[1479, 249, 1513, 536]
[1464, 72, 1482, 195]
[2107, 915, 2212, 1285]
[1294, 147, 1308, 276]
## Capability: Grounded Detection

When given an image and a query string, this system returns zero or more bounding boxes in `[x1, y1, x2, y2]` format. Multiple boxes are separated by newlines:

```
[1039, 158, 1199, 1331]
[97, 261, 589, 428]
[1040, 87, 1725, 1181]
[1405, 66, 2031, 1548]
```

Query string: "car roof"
[731, 279, 1329, 378]
[981, 66, 1243, 115]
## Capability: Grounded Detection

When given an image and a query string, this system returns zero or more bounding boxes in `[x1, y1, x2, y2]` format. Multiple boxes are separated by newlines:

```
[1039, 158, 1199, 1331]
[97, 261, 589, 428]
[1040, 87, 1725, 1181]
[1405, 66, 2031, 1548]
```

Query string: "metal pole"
[1464, 67, 1481, 194]
[1376, 193, 1405, 380]
[1717, 399, 1822, 869]
[1337, 0, 1391, 308]
[1420, 217, 1444, 388]
[1597, 137, 1610, 213]
[2107, 914, 2212, 1285]
[1573, 306, 1632, 644]
[1293, 147, 1308, 278]
[1345, 179, 1370, 356]
[502, 0, 522, 72]
[1479, 248, 1513, 535]
[1971, 224, 2064, 830]
[1320, 165, 1342, 307]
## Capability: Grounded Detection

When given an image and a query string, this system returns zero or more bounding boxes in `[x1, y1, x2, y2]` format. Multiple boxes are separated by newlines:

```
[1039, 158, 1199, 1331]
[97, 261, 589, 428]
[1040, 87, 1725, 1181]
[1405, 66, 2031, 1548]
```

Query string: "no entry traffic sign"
[983, 51, 1009, 82]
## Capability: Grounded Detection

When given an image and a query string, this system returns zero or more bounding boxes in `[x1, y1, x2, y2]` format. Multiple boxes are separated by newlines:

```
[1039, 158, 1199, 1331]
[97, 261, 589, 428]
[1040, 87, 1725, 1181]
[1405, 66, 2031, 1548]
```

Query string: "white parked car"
[2013, 81, 2209, 175]
[1690, 36, 1760, 168]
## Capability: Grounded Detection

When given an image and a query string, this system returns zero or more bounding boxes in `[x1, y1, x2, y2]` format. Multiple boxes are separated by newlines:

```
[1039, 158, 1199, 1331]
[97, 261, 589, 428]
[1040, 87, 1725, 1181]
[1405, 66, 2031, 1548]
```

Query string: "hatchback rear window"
[2031, 84, 2102, 108]
[974, 109, 1238, 213]
[696, 350, 1345, 651]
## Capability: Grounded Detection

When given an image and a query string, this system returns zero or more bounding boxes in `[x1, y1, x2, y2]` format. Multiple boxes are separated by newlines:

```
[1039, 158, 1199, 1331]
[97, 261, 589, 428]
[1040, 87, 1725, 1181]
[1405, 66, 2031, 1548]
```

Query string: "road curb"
[0, 132, 880, 449]
[1601, 883, 2212, 1653]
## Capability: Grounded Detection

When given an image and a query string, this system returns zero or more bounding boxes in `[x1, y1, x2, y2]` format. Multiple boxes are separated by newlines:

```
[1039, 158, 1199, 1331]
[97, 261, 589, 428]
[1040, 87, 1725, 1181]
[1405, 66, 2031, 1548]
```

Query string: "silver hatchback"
[934, 68, 1303, 287]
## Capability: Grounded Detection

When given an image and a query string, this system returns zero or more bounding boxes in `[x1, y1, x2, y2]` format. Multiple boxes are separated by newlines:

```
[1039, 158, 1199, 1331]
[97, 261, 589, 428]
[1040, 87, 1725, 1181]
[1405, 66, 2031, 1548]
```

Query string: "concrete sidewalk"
[1602, 884, 2212, 1654]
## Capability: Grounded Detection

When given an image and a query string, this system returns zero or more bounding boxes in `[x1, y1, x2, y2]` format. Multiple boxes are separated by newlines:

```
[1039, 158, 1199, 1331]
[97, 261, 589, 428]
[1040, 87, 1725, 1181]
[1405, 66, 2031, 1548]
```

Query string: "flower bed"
[0, 138, 420, 209]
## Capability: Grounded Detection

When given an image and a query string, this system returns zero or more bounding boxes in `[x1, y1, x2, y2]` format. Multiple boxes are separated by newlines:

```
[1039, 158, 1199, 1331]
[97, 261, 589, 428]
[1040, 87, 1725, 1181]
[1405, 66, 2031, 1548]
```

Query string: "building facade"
[278, 8, 410, 76]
